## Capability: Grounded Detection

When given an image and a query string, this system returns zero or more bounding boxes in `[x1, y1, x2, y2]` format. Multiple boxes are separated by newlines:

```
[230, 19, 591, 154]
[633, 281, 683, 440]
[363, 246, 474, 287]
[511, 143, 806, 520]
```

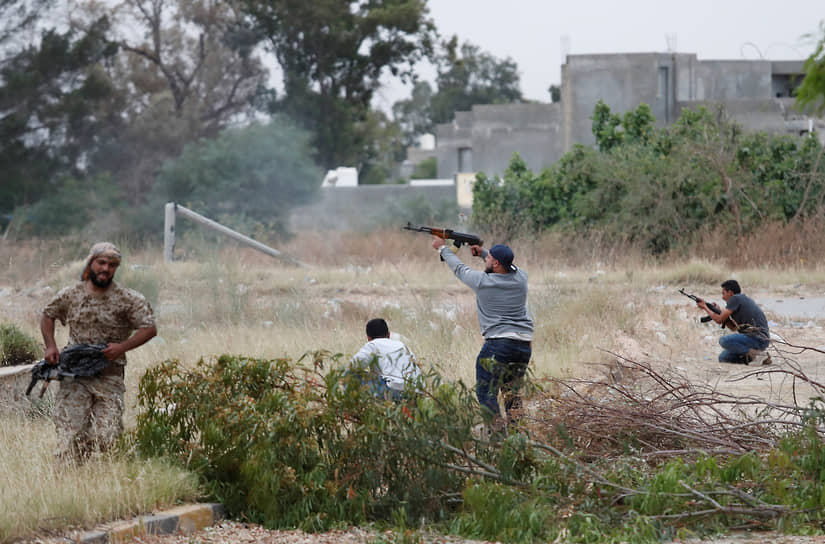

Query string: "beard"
[89, 269, 114, 288]
[485, 265, 494, 274]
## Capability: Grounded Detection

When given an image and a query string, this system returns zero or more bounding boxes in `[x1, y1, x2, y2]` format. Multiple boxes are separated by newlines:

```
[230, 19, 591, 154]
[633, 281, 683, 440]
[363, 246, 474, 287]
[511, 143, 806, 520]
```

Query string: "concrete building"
[434, 52, 823, 180]
[290, 52, 822, 232]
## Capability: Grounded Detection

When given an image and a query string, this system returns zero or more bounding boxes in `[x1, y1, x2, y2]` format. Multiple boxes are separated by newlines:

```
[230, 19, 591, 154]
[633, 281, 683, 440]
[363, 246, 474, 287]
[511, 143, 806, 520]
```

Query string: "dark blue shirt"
[726, 293, 769, 340]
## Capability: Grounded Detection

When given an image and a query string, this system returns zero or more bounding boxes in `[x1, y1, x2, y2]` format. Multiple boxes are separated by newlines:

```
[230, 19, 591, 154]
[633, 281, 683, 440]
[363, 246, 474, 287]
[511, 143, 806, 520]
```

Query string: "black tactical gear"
[26, 343, 109, 396]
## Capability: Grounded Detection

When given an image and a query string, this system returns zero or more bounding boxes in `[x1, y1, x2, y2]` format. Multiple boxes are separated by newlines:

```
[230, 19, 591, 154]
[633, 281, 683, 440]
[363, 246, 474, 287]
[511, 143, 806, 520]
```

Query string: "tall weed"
[0, 416, 200, 542]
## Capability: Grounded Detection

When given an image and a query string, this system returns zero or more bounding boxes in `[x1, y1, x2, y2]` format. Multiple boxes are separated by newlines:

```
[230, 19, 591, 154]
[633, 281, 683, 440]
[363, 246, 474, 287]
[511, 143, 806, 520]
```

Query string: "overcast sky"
[374, 0, 823, 110]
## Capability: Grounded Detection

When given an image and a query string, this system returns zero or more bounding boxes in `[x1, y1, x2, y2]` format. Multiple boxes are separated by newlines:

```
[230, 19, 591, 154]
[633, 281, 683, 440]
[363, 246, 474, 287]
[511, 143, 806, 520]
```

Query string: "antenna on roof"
[740, 42, 764, 59]
[665, 33, 677, 53]
[561, 34, 570, 64]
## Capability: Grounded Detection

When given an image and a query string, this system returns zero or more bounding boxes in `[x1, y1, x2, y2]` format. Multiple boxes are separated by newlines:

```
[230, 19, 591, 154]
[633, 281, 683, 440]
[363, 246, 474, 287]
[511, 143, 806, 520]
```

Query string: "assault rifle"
[26, 343, 109, 397]
[678, 288, 729, 327]
[402, 222, 483, 249]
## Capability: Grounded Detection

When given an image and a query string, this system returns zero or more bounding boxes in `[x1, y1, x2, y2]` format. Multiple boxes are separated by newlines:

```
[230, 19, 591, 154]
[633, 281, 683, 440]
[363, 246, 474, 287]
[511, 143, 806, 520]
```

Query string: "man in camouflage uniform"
[40, 242, 157, 462]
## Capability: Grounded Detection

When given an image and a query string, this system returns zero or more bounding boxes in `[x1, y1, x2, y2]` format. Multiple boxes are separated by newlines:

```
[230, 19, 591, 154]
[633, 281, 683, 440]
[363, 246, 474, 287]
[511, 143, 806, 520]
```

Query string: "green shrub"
[155, 119, 321, 240]
[472, 103, 825, 254]
[0, 323, 40, 366]
[449, 481, 556, 543]
[15, 175, 122, 238]
[133, 353, 490, 530]
[410, 157, 437, 179]
[132, 352, 825, 541]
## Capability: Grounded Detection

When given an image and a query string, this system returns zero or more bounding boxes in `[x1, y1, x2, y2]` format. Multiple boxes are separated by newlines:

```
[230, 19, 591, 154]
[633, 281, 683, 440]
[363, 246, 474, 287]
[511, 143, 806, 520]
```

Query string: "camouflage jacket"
[42, 282, 156, 365]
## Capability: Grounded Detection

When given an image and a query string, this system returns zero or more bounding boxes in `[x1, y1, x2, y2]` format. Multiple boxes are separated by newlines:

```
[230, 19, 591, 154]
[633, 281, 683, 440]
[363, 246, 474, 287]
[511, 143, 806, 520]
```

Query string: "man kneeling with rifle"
[695, 280, 771, 365]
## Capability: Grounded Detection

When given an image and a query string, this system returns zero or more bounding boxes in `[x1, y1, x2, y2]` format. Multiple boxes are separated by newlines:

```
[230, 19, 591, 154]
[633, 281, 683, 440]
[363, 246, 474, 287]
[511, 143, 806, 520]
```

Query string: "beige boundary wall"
[0, 363, 53, 416]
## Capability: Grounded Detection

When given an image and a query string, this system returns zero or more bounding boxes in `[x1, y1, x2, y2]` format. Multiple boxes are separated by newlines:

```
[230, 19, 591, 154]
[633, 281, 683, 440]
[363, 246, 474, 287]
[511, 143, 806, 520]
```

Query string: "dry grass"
[3, 229, 825, 540]
[0, 415, 200, 542]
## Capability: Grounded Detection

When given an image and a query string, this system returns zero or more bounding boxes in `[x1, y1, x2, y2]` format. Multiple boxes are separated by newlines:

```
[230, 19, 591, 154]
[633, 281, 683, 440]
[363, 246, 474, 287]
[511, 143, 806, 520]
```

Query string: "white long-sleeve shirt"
[351, 337, 421, 391]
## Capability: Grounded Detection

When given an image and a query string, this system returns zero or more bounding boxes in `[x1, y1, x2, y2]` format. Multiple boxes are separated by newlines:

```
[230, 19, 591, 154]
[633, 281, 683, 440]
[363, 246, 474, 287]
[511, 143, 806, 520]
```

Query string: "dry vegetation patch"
[4, 232, 825, 542]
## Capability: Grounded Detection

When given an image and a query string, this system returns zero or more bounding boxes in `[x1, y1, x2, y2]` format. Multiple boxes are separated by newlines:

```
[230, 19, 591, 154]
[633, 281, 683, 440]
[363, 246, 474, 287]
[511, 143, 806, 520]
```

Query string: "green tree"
[591, 100, 655, 151]
[0, 9, 118, 229]
[796, 20, 825, 115]
[392, 80, 434, 149]
[591, 99, 623, 151]
[548, 84, 561, 103]
[76, 0, 269, 203]
[474, 102, 825, 254]
[430, 37, 523, 126]
[155, 118, 321, 238]
[241, 0, 436, 169]
[357, 109, 406, 185]
[392, 37, 523, 149]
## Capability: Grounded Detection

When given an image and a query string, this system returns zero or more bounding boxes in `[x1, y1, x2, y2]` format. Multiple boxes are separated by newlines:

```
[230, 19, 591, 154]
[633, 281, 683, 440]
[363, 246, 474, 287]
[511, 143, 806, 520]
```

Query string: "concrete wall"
[435, 112, 474, 179]
[561, 53, 677, 149]
[677, 97, 824, 138]
[557, 53, 810, 153]
[677, 99, 785, 132]
[690, 60, 772, 101]
[436, 103, 562, 179]
[289, 184, 458, 231]
[469, 103, 563, 177]
[429, 51, 820, 202]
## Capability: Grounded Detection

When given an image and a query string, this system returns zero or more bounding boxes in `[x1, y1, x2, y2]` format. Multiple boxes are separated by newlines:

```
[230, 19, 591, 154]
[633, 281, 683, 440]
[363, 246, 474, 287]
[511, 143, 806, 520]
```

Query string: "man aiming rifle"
[687, 280, 771, 365]
[410, 224, 533, 431]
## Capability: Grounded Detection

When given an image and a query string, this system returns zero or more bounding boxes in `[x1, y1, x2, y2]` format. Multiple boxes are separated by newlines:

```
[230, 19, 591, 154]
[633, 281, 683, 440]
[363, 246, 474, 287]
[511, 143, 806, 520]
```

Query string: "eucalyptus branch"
[438, 441, 499, 475]
[679, 481, 788, 518]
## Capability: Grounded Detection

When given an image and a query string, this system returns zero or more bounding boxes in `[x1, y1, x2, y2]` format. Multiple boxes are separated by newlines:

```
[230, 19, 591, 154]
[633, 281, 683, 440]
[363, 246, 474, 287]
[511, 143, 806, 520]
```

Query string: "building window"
[458, 147, 473, 173]
[657, 66, 669, 99]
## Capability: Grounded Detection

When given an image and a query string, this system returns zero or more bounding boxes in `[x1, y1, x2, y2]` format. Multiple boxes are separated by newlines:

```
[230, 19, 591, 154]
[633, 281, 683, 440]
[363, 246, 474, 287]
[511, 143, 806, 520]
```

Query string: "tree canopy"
[796, 20, 825, 115]
[242, 0, 436, 170]
[156, 119, 321, 237]
[0, 10, 117, 224]
[473, 103, 825, 254]
[392, 37, 523, 146]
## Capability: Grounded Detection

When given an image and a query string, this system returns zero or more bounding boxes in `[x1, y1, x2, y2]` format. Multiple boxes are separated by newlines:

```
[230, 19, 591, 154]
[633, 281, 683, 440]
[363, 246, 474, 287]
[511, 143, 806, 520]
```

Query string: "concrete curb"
[77, 503, 225, 544]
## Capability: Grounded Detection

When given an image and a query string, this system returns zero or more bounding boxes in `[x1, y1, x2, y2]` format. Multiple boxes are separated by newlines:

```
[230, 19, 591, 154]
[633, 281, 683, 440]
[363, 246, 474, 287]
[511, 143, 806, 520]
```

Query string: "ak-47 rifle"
[678, 288, 731, 328]
[402, 222, 483, 249]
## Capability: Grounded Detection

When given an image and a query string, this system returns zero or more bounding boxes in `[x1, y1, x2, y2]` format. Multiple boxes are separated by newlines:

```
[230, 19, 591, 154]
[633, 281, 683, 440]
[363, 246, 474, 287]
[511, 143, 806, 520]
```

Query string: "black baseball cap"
[489, 244, 517, 272]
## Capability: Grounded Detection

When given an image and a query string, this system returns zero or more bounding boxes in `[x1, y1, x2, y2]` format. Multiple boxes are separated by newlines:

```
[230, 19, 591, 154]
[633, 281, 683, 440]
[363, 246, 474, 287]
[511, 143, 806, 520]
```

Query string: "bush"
[131, 353, 825, 541]
[411, 157, 437, 179]
[132, 353, 492, 530]
[472, 104, 825, 255]
[14, 175, 122, 238]
[155, 118, 321, 240]
[0, 323, 40, 366]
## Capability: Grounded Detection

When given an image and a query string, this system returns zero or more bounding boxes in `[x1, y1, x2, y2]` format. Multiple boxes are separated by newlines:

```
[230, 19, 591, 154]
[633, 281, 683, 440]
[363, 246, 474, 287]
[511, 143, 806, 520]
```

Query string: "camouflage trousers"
[53, 375, 125, 462]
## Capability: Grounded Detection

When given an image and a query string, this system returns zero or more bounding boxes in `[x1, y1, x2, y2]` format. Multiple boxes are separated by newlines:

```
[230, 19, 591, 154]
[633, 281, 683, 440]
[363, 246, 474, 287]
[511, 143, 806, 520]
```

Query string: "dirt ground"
[617, 286, 825, 410]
